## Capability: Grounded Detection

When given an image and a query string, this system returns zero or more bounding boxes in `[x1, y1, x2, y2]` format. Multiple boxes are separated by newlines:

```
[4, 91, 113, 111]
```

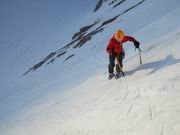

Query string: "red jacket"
[106, 36, 137, 55]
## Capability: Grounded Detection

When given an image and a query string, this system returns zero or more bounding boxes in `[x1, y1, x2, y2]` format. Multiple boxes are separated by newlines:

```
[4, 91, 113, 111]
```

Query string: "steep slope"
[0, 0, 180, 135]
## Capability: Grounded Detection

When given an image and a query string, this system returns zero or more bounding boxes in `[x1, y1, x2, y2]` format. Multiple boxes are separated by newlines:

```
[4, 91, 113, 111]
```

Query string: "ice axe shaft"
[135, 48, 142, 65]
[115, 57, 125, 77]
[138, 48, 142, 65]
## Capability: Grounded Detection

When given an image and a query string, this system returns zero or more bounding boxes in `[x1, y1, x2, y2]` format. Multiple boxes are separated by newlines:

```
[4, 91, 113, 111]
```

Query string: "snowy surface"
[0, 0, 180, 135]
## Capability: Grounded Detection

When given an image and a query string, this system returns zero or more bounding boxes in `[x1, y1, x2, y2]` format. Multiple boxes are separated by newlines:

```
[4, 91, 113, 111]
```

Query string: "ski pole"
[116, 57, 125, 77]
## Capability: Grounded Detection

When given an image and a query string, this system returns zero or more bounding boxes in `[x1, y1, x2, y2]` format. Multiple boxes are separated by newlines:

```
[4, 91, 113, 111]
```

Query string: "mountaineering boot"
[108, 73, 114, 80]
[115, 72, 121, 79]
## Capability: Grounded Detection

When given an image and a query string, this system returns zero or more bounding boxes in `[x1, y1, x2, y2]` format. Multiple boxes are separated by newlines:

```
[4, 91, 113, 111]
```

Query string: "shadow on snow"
[125, 55, 180, 76]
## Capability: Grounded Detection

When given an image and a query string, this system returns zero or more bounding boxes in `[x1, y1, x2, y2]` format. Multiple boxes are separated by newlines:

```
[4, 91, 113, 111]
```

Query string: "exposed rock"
[97, 15, 119, 30]
[64, 54, 75, 62]
[72, 20, 99, 40]
[93, 0, 104, 12]
[73, 28, 104, 48]
[113, 0, 126, 8]
[109, 0, 118, 5]
[23, 52, 56, 75]
[56, 51, 66, 58]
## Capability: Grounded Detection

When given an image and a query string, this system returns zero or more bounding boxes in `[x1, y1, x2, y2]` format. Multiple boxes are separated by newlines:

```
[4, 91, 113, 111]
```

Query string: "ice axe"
[115, 57, 125, 77]
[135, 47, 143, 65]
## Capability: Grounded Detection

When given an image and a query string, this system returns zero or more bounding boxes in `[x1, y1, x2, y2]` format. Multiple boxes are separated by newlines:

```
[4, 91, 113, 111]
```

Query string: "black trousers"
[108, 52, 125, 74]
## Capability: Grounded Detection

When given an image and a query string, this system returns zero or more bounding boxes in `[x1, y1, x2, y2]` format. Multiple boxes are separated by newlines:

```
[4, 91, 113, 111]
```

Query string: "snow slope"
[1, 0, 180, 135]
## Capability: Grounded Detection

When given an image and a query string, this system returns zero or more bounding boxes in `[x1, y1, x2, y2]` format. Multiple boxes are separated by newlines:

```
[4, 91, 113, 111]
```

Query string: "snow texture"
[0, 0, 180, 135]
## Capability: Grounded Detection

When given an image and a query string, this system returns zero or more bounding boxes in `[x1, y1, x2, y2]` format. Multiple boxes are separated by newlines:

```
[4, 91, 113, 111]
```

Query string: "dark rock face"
[113, 0, 126, 8]
[72, 21, 100, 41]
[97, 15, 119, 30]
[93, 0, 104, 12]
[72, 23, 97, 40]
[64, 54, 75, 62]
[73, 28, 104, 48]
[23, 52, 56, 76]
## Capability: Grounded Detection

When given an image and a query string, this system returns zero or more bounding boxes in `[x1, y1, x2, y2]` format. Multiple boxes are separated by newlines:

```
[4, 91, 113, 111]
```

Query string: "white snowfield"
[0, 0, 180, 135]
